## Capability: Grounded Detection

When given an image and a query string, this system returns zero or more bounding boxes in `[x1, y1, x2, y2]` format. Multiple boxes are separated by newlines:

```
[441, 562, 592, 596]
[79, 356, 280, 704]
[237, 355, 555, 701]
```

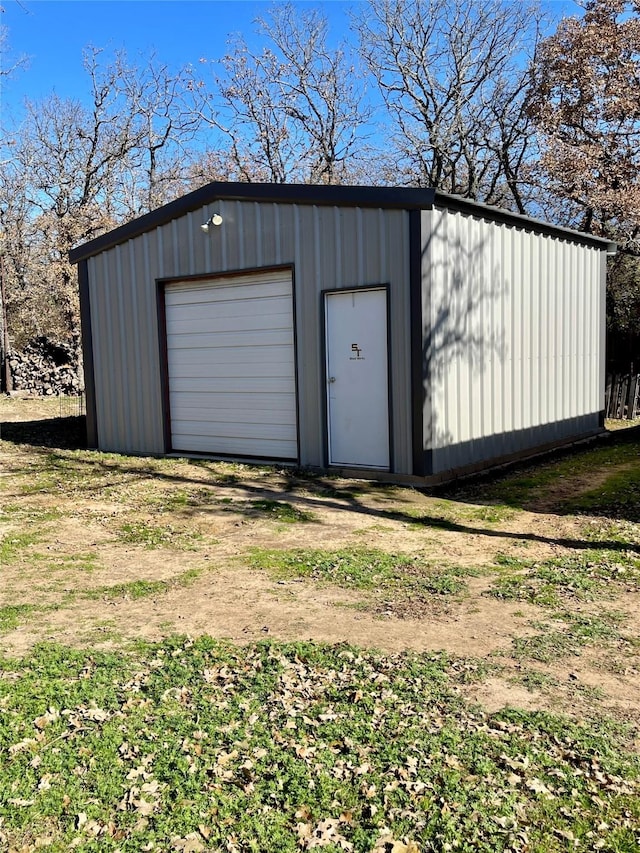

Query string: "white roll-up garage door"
[165, 270, 298, 459]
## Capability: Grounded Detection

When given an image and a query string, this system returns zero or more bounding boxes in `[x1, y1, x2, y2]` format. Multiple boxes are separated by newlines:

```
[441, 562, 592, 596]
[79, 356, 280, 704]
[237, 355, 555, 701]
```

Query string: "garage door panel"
[167, 313, 294, 336]
[167, 329, 293, 349]
[172, 406, 296, 426]
[168, 345, 295, 367]
[169, 361, 294, 380]
[166, 278, 290, 304]
[166, 295, 293, 323]
[170, 376, 296, 394]
[171, 434, 297, 458]
[166, 271, 298, 460]
[172, 420, 296, 441]
[171, 391, 296, 413]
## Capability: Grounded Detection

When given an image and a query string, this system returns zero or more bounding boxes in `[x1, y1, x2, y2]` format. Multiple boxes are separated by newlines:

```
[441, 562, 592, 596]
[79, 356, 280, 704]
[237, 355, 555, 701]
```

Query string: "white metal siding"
[165, 271, 298, 459]
[423, 207, 604, 474]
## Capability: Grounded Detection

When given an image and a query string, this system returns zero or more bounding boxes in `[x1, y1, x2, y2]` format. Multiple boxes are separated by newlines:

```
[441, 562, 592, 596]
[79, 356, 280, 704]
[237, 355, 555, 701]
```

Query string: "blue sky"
[2, 0, 580, 123]
[1, 1, 362, 118]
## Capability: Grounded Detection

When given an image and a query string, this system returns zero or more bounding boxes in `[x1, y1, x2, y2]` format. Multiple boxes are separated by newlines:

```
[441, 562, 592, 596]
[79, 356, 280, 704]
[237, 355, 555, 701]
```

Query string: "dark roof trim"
[69, 180, 615, 263]
[69, 183, 437, 263]
[434, 191, 617, 254]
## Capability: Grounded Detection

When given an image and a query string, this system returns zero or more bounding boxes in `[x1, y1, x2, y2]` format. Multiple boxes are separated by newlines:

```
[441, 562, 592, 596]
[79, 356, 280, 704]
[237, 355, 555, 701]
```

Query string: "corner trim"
[409, 209, 426, 476]
[156, 280, 172, 453]
[77, 260, 98, 448]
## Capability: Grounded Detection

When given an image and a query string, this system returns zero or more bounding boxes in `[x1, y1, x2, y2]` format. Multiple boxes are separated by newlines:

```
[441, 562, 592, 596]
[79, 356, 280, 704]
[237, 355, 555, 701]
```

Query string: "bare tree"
[192, 2, 372, 184]
[1, 45, 201, 361]
[355, 0, 543, 208]
[114, 50, 202, 214]
[0, 17, 29, 84]
[6, 51, 141, 354]
[0, 11, 29, 389]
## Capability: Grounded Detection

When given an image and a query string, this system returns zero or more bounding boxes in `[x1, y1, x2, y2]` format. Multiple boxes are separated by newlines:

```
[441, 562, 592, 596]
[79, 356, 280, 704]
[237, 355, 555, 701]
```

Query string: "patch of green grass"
[144, 487, 216, 513]
[0, 504, 63, 524]
[352, 524, 396, 535]
[0, 638, 638, 852]
[453, 440, 640, 510]
[117, 521, 202, 550]
[514, 669, 560, 692]
[0, 604, 38, 633]
[248, 547, 474, 614]
[490, 572, 560, 607]
[511, 630, 577, 663]
[566, 609, 626, 636]
[563, 463, 640, 521]
[487, 551, 640, 606]
[572, 682, 606, 702]
[0, 531, 40, 563]
[84, 567, 205, 601]
[396, 508, 463, 532]
[250, 547, 411, 588]
[583, 517, 640, 547]
[315, 484, 359, 500]
[511, 612, 624, 663]
[30, 551, 101, 574]
[87, 579, 171, 600]
[494, 553, 530, 568]
[464, 504, 515, 524]
[75, 621, 123, 645]
[246, 499, 316, 523]
[1, 530, 100, 581]
[397, 500, 515, 533]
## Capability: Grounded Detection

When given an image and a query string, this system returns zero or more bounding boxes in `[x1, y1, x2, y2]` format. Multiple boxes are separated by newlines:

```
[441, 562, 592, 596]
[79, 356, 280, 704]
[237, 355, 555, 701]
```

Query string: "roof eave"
[68, 181, 616, 264]
[433, 191, 615, 252]
[69, 182, 437, 263]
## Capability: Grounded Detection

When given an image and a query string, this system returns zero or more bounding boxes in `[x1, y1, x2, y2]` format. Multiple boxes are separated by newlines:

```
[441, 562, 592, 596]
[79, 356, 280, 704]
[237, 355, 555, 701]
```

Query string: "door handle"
[328, 376, 336, 383]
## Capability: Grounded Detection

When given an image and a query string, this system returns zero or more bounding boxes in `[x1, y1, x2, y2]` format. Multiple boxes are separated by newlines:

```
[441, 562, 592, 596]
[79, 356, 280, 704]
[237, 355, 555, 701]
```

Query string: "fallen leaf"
[171, 833, 205, 852]
[526, 778, 554, 797]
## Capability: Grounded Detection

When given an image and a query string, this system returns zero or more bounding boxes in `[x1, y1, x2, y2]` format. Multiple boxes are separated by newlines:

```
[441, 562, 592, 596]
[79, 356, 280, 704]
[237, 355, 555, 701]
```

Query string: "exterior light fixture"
[201, 213, 223, 232]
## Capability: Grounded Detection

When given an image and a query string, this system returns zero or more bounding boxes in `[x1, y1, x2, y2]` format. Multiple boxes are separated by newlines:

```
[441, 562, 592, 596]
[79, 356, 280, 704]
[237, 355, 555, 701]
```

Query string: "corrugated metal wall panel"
[424, 207, 604, 475]
[87, 202, 412, 470]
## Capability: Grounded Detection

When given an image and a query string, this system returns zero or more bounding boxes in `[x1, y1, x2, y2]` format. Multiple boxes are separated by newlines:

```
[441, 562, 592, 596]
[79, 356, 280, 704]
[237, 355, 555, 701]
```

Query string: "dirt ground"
[1, 397, 639, 728]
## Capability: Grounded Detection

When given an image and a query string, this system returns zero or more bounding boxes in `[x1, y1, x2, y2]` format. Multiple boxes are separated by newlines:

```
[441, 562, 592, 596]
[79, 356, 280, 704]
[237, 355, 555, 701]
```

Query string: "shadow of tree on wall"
[418, 210, 508, 472]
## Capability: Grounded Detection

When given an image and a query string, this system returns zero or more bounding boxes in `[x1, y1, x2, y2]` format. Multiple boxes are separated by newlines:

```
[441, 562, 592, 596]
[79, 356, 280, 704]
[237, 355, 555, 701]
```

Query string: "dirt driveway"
[1, 397, 639, 727]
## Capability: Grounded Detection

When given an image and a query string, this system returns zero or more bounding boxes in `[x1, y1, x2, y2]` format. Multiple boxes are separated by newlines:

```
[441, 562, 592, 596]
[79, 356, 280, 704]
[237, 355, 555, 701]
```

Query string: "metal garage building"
[69, 182, 615, 482]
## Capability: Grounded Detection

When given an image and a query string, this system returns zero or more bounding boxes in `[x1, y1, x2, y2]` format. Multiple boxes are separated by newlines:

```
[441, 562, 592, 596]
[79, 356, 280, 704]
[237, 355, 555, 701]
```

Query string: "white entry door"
[325, 288, 390, 469]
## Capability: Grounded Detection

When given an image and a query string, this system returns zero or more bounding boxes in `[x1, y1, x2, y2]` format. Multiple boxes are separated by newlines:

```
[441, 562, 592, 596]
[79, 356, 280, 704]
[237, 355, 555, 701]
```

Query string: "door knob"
[328, 376, 336, 383]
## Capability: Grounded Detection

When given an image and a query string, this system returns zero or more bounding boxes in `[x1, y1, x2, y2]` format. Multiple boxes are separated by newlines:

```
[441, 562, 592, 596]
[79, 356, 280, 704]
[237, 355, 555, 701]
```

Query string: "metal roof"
[69, 181, 616, 263]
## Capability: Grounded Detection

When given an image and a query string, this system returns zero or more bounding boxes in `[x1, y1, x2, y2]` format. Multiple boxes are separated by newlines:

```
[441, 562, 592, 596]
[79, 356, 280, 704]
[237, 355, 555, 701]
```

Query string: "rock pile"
[7, 336, 83, 396]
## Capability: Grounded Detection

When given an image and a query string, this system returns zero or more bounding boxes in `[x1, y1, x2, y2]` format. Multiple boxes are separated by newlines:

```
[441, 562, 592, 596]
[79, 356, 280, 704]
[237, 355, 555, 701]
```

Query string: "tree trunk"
[0, 254, 13, 393]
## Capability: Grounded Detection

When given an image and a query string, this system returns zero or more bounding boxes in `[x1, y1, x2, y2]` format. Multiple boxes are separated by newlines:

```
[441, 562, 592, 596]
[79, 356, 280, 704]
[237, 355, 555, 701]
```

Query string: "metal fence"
[605, 373, 640, 420]
[58, 394, 86, 418]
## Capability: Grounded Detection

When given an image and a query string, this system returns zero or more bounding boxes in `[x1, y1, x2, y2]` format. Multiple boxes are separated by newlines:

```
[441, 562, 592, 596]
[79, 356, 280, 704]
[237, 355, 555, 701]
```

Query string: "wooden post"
[0, 251, 13, 393]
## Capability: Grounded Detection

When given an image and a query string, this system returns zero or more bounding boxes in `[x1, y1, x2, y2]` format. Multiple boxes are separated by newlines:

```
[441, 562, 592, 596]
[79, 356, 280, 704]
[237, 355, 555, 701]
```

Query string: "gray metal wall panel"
[424, 207, 605, 475]
[87, 202, 412, 470]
